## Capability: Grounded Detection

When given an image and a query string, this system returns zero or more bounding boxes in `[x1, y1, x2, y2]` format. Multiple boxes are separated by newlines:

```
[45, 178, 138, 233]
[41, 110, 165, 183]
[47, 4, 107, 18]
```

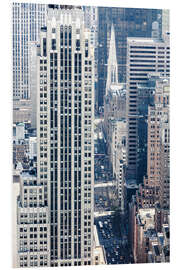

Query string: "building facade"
[16, 173, 50, 268]
[29, 41, 38, 129]
[36, 6, 94, 267]
[136, 78, 169, 210]
[159, 117, 170, 212]
[126, 36, 170, 183]
[137, 76, 156, 183]
[83, 6, 98, 110]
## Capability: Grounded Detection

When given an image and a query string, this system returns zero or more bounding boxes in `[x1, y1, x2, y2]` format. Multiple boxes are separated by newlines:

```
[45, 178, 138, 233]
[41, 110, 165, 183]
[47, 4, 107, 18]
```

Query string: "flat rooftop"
[127, 37, 164, 43]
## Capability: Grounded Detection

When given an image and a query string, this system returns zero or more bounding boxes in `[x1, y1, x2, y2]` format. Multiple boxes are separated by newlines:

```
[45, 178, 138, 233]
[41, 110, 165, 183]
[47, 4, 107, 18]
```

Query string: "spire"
[106, 24, 118, 95]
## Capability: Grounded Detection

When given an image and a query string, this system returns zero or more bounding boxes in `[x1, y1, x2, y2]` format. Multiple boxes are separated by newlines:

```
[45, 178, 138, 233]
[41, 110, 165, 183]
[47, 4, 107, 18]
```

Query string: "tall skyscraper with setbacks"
[36, 5, 94, 267]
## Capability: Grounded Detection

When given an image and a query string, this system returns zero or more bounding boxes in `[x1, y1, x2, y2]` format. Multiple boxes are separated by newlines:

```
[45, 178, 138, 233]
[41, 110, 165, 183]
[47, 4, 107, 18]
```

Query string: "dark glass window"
[43, 38, 46, 56]
[52, 39, 56, 50]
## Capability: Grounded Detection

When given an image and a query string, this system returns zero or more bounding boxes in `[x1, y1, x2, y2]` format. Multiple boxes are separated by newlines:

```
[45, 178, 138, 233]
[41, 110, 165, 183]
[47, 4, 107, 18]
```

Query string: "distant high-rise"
[97, 7, 162, 109]
[83, 6, 98, 49]
[146, 79, 169, 189]
[126, 35, 170, 183]
[162, 9, 170, 38]
[83, 6, 98, 108]
[136, 78, 170, 209]
[37, 6, 94, 267]
[29, 42, 38, 129]
[159, 120, 170, 211]
[137, 76, 156, 183]
[12, 3, 47, 100]
[159, 93, 170, 226]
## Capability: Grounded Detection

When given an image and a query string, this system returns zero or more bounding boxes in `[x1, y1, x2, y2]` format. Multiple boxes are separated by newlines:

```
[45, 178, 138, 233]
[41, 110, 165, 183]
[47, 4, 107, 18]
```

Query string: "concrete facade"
[16, 173, 50, 268]
[36, 6, 94, 267]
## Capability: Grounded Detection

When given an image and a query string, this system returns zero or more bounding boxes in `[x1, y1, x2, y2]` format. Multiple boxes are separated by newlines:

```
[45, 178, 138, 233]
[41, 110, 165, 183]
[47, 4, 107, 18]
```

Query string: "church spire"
[106, 24, 118, 95]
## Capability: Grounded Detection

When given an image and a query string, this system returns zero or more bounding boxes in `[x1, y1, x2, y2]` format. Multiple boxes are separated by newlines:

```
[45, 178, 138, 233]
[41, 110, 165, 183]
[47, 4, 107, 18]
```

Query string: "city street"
[94, 121, 132, 264]
[95, 215, 131, 264]
[94, 123, 117, 212]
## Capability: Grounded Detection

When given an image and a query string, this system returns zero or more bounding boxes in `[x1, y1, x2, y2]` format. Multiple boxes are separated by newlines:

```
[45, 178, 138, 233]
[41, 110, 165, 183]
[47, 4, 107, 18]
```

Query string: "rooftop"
[127, 37, 164, 43]
[110, 118, 126, 124]
[137, 208, 155, 229]
[48, 4, 82, 10]
[21, 172, 37, 180]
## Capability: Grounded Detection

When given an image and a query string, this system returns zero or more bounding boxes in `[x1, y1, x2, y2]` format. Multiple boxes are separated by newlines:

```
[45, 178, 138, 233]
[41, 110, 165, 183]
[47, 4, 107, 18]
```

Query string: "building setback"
[36, 6, 94, 267]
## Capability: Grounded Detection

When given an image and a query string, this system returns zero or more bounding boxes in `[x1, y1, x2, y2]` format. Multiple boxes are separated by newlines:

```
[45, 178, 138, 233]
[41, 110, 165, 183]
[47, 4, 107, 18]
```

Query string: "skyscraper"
[12, 3, 47, 100]
[146, 79, 169, 189]
[137, 77, 156, 183]
[126, 35, 170, 183]
[36, 6, 94, 267]
[136, 77, 170, 209]
[29, 41, 38, 129]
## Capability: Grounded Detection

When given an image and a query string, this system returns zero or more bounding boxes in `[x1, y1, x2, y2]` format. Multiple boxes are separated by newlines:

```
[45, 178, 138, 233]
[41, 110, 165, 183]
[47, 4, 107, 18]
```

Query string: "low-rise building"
[134, 208, 155, 263]
[16, 173, 50, 268]
[13, 140, 29, 166]
[13, 100, 32, 124]
[131, 207, 170, 264]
